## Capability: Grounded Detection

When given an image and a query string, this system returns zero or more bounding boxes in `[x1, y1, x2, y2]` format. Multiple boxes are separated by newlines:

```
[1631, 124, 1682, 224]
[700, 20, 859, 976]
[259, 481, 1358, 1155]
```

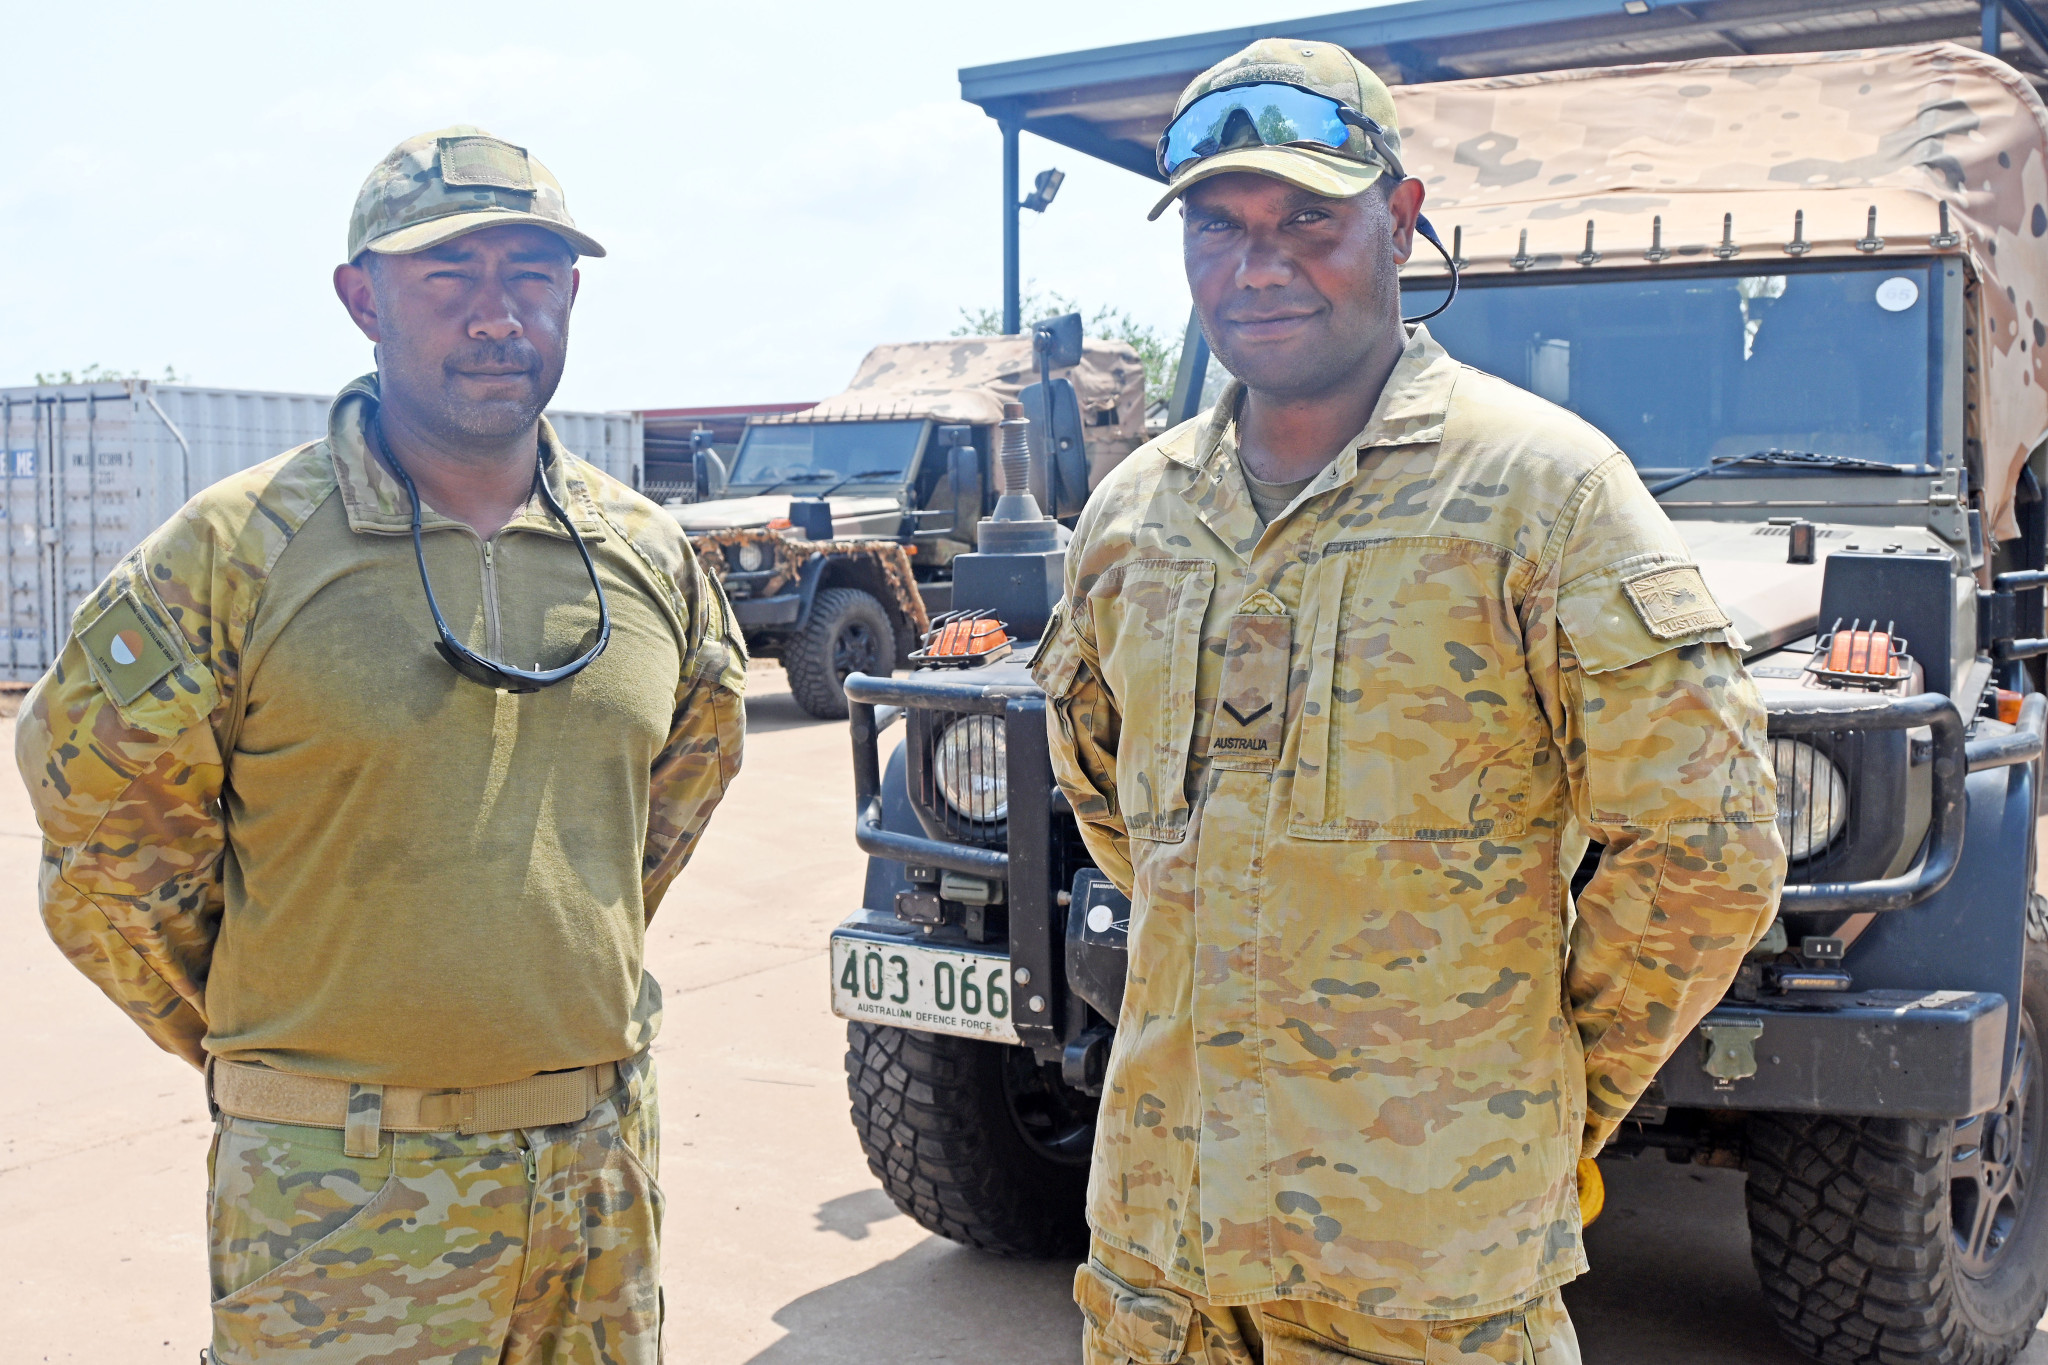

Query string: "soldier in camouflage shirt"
[17, 128, 742, 1362]
[1032, 40, 1785, 1364]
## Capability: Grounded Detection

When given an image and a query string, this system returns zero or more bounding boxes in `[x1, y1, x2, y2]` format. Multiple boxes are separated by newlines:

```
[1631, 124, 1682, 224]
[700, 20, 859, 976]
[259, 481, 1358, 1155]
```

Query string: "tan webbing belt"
[211, 1059, 621, 1157]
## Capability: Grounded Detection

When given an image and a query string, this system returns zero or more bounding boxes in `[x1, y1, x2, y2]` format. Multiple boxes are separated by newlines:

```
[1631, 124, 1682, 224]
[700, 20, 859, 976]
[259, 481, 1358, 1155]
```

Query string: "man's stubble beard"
[1202, 269, 1403, 405]
[373, 312, 563, 448]
[1205, 323, 1374, 404]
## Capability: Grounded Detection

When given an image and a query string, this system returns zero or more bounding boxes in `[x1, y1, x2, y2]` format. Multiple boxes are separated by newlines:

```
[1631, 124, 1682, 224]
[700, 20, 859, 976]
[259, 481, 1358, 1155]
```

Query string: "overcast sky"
[2, 0, 1370, 413]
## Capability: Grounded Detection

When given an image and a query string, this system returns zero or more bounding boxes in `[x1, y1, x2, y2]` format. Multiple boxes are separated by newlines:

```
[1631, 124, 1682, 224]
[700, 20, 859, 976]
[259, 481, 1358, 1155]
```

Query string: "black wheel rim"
[1002, 1047, 1096, 1167]
[833, 619, 884, 681]
[1953, 1014, 2042, 1277]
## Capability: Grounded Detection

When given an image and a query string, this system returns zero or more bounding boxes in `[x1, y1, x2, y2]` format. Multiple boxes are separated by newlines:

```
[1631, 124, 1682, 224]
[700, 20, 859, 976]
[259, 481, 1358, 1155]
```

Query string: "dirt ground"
[3, 659, 2044, 1363]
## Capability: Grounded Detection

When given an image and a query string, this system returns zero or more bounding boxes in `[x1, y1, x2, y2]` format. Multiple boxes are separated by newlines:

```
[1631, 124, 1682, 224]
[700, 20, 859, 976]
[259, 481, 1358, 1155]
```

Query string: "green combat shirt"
[19, 377, 746, 1087]
[1031, 328, 1785, 1318]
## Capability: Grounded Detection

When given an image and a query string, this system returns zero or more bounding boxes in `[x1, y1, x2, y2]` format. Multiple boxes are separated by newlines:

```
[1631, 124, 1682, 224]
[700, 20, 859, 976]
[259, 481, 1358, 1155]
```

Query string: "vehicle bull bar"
[844, 671, 1037, 878]
[1770, 690, 2044, 914]
[844, 669, 1066, 1058]
[844, 674, 2046, 911]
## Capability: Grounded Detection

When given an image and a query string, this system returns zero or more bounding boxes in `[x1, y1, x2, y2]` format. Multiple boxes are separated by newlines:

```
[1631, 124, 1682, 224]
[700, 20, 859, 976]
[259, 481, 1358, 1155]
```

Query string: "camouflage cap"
[1148, 39, 1402, 221]
[347, 125, 605, 260]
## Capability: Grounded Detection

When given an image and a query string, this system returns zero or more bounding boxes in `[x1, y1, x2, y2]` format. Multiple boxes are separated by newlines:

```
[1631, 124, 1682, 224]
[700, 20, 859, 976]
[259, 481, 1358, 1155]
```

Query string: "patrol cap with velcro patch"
[1149, 38, 1403, 221]
[347, 125, 605, 261]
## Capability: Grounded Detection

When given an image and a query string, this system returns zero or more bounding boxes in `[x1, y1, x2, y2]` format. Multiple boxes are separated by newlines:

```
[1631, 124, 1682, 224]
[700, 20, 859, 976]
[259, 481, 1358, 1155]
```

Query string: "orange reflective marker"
[932, 618, 1009, 658]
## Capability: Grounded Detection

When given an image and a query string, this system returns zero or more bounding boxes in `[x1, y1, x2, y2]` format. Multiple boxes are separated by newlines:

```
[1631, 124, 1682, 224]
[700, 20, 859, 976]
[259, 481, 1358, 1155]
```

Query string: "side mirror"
[692, 447, 727, 500]
[1033, 311, 1084, 371]
[944, 429, 985, 538]
[1021, 378, 1088, 519]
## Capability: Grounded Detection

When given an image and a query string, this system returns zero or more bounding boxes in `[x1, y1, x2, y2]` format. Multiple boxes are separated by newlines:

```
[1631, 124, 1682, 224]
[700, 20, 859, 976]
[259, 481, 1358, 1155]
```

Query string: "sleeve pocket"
[70, 570, 219, 737]
[1557, 559, 1740, 675]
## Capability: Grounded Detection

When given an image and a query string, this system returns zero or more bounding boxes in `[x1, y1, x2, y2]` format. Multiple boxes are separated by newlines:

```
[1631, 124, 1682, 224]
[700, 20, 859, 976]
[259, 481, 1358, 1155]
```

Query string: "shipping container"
[0, 381, 643, 682]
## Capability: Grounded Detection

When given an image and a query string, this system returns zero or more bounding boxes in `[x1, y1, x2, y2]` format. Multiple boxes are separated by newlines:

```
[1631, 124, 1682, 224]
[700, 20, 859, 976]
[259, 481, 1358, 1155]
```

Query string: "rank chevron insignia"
[1221, 700, 1273, 726]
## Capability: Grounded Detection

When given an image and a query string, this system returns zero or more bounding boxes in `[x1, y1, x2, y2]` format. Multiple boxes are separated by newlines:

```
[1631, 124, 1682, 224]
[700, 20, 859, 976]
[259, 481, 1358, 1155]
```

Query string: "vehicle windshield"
[727, 419, 926, 488]
[1401, 264, 1937, 474]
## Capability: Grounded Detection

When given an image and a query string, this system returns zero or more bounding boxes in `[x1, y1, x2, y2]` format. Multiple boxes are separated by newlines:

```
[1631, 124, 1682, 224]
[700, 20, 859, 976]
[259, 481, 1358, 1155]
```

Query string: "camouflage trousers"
[206, 1052, 662, 1364]
[1078, 1240, 1581, 1365]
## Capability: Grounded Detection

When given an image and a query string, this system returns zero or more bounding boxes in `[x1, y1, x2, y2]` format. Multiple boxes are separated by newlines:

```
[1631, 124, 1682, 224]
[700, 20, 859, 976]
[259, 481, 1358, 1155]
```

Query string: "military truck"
[667, 334, 1144, 718]
[828, 43, 2048, 1365]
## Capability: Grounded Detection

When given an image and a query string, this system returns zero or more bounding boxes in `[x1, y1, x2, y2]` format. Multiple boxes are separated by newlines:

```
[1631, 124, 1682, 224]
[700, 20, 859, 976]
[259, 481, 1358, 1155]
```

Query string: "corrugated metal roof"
[960, 0, 2048, 178]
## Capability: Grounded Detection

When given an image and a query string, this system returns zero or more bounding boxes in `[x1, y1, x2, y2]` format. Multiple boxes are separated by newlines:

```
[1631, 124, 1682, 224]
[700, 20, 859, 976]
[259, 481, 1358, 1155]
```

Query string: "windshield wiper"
[759, 471, 836, 493]
[812, 468, 906, 498]
[1648, 449, 1907, 497]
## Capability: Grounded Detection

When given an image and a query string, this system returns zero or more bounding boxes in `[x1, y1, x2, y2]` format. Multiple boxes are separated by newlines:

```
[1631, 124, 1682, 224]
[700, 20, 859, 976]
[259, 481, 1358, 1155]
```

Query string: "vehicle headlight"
[1772, 738, 1848, 860]
[934, 716, 1008, 823]
[733, 540, 767, 572]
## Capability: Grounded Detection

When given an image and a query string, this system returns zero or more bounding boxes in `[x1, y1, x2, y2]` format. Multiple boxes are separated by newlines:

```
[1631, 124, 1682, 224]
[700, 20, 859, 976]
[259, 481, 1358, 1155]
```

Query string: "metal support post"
[1168, 307, 1213, 426]
[1002, 122, 1022, 335]
[1997, 0, 2048, 63]
[1985, 0, 2004, 54]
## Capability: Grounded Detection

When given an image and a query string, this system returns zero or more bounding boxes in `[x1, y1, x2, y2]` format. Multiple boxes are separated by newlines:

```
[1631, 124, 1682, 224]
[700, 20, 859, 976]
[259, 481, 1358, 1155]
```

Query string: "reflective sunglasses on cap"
[377, 421, 612, 694]
[1156, 81, 1405, 180]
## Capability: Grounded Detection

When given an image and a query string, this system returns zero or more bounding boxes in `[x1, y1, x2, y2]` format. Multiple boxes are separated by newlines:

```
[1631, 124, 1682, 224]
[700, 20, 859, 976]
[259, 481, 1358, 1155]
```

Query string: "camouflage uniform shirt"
[1031, 327, 1784, 1317]
[19, 376, 745, 1086]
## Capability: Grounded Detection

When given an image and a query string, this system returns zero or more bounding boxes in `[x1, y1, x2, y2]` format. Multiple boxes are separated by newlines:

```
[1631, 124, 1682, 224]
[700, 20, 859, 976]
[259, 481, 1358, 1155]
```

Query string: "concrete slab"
[3, 662, 2045, 1363]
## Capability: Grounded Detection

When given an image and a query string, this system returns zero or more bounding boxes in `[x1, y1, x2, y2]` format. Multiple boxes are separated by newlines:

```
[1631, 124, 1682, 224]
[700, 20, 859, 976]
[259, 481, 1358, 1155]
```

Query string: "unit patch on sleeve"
[77, 591, 180, 706]
[1621, 565, 1729, 640]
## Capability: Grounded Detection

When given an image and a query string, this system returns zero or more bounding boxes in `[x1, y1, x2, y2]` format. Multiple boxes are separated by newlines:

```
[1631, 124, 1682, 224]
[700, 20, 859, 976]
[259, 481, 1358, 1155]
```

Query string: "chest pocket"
[1288, 537, 1535, 841]
[1094, 559, 1215, 843]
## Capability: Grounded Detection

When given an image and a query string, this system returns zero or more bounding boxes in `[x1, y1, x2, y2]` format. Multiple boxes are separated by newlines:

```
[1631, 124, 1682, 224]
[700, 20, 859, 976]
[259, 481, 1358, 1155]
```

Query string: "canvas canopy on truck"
[762, 336, 1148, 486]
[1389, 42, 2048, 538]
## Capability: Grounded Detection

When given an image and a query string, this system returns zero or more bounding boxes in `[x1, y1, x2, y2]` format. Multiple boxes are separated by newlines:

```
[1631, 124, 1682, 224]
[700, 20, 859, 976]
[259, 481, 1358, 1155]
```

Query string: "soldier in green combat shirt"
[18, 127, 745, 1363]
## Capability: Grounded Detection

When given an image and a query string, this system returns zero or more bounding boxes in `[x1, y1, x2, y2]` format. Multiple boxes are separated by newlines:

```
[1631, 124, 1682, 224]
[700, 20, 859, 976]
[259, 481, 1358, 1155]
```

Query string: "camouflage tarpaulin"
[1393, 43, 2048, 539]
[689, 527, 930, 637]
[775, 336, 1149, 488]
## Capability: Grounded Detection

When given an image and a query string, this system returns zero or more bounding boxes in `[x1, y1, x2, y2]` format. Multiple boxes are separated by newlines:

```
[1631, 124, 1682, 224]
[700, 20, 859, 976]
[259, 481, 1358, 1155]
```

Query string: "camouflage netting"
[774, 336, 1148, 489]
[1393, 42, 2048, 538]
[690, 527, 929, 636]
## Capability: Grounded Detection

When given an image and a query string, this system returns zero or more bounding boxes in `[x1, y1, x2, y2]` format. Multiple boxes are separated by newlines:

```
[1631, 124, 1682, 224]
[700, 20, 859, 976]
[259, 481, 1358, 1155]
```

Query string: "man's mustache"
[1217, 296, 1322, 326]
[443, 341, 542, 377]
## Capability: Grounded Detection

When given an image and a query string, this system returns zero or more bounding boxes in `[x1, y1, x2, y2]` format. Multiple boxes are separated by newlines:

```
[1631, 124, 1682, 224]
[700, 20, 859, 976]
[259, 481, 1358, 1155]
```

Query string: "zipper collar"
[325, 374, 608, 541]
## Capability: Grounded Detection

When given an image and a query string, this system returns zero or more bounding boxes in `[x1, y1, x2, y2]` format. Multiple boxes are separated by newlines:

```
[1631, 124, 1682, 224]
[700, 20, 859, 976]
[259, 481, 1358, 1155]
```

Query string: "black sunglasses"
[1157, 82, 1407, 181]
[378, 425, 611, 693]
[1156, 82, 1456, 325]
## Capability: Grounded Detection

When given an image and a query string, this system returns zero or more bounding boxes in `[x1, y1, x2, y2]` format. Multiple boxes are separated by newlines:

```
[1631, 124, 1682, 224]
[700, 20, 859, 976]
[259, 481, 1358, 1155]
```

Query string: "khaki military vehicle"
[667, 334, 1144, 717]
[830, 43, 2048, 1365]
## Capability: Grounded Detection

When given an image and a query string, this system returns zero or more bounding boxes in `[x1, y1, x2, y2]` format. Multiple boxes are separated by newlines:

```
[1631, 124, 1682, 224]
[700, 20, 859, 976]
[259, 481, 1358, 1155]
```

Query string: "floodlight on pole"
[1021, 168, 1064, 213]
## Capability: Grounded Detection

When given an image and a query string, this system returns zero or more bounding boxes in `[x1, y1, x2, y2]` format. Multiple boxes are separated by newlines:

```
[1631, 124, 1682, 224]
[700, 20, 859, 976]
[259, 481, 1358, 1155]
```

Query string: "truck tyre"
[787, 587, 893, 720]
[844, 1021, 1092, 1258]
[1744, 941, 2048, 1365]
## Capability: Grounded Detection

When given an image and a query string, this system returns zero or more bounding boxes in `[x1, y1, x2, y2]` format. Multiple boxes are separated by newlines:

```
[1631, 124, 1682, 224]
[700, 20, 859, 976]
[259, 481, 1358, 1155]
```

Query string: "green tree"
[953, 286, 1180, 410]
